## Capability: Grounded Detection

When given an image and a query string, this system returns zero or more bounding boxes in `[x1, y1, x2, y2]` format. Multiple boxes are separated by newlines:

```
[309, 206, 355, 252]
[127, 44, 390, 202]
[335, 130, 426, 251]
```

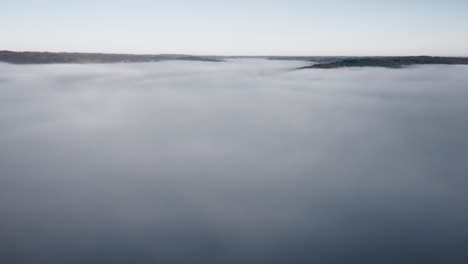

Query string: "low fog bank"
[1, 60, 468, 264]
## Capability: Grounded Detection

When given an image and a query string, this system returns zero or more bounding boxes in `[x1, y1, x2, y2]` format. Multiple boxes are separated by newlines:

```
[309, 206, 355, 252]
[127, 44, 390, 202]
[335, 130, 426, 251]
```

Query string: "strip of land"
[0, 50, 222, 64]
[299, 56, 468, 69]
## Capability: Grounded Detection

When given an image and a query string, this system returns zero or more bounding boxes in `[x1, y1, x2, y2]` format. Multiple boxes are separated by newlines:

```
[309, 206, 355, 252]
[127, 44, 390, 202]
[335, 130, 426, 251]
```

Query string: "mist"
[1, 60, 468, 264]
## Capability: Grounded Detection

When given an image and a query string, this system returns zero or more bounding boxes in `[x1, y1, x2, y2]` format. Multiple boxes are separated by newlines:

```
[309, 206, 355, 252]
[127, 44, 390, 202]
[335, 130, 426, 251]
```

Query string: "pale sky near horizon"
[2, 0, 468, 56]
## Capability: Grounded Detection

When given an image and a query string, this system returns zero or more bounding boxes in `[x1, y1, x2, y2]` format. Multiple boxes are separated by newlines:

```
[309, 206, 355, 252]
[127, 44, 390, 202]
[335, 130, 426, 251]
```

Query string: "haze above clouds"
[2, 0, 468, 55]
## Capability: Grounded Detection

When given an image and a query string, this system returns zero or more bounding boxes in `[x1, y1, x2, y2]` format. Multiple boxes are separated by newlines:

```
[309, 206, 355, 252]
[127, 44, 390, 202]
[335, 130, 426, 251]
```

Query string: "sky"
[2, 0, 468, 56]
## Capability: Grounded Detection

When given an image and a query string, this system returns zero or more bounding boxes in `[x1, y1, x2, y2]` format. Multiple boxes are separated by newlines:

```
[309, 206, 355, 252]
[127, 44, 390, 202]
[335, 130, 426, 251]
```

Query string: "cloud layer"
[1, 60, 468, 264]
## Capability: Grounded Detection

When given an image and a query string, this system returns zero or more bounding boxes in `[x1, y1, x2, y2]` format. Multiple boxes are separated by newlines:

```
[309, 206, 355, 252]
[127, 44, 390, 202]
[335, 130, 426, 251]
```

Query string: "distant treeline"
[300, 56, 468, 69]
[0, 51, 222, 64]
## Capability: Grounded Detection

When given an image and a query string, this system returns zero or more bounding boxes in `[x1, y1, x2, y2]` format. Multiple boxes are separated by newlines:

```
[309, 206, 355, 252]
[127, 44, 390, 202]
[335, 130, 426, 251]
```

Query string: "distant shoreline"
[1, 51, 468, 68]
[298, 56, 468, 69]
[0, 50, 223, 64]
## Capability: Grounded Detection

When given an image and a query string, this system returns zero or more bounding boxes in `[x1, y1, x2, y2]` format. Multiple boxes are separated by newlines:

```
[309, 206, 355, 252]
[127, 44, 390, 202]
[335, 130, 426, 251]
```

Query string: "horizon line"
[2, 50, 468, 58]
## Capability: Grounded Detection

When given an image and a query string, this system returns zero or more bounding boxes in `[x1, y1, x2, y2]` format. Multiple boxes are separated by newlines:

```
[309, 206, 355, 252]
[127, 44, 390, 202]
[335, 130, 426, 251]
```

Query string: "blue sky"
[2, 0, 468, 55]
